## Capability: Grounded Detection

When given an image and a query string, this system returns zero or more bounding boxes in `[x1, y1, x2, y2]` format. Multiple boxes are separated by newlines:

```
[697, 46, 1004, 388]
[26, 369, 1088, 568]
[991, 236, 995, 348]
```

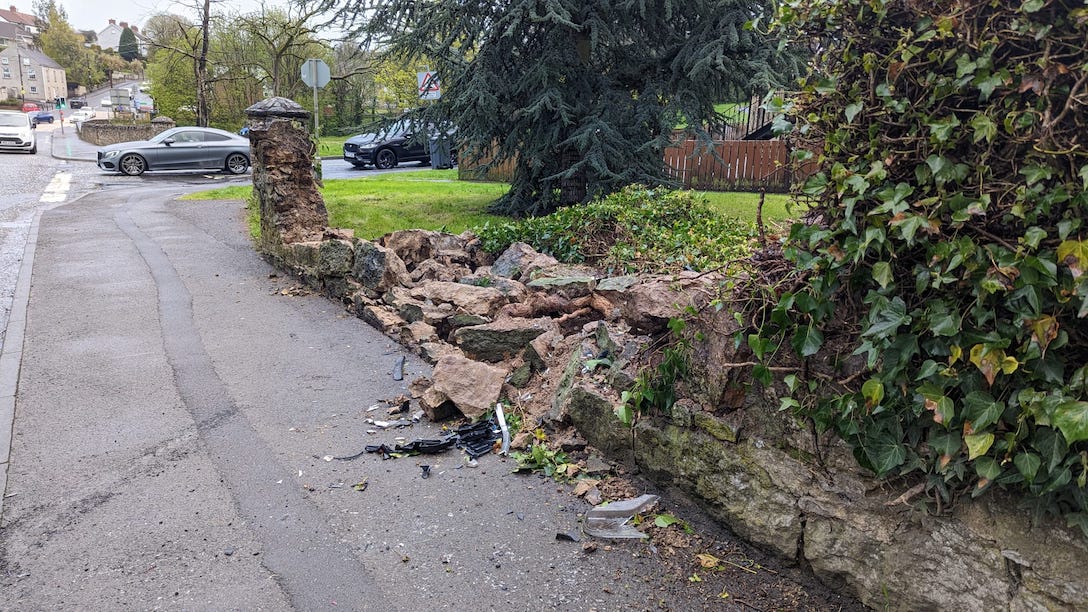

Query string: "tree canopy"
[333, 0, 801, 216]
[118, 26, 140, 61]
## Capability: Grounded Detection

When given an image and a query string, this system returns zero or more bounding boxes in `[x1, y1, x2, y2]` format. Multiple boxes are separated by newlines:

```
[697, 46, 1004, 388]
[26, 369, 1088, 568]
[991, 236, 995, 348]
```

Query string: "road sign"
[418, 71, 441, 100]
[301, 59, 330, 89]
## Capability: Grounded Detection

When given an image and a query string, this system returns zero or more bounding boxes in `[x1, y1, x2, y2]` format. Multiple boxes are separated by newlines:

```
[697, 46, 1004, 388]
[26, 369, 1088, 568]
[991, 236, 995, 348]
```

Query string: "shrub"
[764, 0, 1088, 531]
[475, 186, 756, 274]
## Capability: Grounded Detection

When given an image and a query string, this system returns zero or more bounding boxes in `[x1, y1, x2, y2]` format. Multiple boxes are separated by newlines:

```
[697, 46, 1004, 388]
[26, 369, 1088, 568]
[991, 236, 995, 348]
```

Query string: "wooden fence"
[664, 139, 793, 193]
[459, 139, 802, 193]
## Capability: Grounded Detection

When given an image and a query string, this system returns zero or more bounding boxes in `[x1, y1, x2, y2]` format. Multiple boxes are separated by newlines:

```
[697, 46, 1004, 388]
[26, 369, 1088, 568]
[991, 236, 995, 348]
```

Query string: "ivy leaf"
[1053, 401, 1088, 444]
[1013, 452, 1041, 483]
[968, 114, 997, 143]
[866, 437, 906, 475]
[969, 344, 1013, 386]
[1021, 0, 1045, 12]
[791, 324, 824, 357]
[964, 391, 1004, 431]
[654, 513, 681, 528]
[844, 102, 863, 123]
[872, 261, 893, 289]
[1057, 240, 1088, 279]
[1022, 226, 1046, 249]
[1027, 315, 1060, 352]
[964, 432, 995, 460]
[862, 379, 885, 409]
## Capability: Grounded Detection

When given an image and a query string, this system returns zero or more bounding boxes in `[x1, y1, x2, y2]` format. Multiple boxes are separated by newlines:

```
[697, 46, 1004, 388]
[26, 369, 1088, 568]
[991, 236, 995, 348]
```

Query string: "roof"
[0, 19, 28, 40]
[0, 45, 63, 70]
[0, 5, 36, 28]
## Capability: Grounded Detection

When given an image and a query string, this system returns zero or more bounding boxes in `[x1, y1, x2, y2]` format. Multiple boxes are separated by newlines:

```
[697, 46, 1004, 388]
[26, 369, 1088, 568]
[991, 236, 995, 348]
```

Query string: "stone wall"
[266, 230, 1088, 611]
[78, 117, 176, 146]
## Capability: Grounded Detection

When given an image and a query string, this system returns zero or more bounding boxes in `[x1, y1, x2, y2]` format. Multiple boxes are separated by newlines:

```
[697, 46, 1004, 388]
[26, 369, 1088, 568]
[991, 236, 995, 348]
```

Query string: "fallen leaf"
[696, 553, 722, 569]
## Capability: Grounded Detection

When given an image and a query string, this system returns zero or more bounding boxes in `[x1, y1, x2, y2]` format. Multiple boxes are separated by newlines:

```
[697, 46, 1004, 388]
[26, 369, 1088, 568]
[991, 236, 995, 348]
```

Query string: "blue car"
[32, 111, 54, 124]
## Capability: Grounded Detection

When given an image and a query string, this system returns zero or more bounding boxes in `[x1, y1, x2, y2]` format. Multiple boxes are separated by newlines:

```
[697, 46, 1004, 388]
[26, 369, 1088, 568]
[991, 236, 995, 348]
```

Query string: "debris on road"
[392, 355, 405, 381]
[584, 494, 659, 539]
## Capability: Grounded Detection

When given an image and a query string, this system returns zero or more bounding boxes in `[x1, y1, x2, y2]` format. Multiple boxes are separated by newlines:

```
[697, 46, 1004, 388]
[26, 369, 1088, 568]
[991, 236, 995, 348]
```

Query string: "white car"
[69, 108, 96, 124]
[0, 110, 37, 154]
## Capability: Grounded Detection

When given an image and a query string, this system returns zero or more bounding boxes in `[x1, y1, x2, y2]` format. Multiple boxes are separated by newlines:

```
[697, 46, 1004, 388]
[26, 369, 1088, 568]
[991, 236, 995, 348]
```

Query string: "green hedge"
[764, 0, 1088, 531]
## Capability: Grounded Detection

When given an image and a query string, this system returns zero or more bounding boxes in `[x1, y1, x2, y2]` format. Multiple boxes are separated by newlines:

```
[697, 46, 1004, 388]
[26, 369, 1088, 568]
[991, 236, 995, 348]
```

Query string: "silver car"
[96, 126, 250, 176]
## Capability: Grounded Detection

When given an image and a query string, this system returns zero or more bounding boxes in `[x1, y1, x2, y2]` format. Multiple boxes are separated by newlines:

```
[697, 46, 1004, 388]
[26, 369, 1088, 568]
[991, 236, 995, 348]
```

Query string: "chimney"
[119, 21, 127, 29]
[109, 19, 115, 25]
[10, 5, 17, 12]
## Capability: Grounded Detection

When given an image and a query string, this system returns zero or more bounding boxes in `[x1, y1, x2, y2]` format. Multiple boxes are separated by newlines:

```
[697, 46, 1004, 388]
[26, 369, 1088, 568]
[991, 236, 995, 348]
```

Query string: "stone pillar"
[244, 97, 328, 252]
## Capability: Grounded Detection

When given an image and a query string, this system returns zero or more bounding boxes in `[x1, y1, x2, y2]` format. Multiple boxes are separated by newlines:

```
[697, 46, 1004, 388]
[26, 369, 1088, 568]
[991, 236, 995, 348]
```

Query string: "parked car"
[342, 118, 455, 169]
[69, 98, 86, 109]
[21, 102, 39, 113]
[96, 126, 250, 176]
[31, 111, 54, 124]
[0, 110, 37, 154]
[69, 108, 96, 124]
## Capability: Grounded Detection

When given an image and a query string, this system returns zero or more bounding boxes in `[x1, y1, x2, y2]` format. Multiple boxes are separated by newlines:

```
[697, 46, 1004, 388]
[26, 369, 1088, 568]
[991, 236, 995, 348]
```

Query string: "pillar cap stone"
[245, 97, 311, 119]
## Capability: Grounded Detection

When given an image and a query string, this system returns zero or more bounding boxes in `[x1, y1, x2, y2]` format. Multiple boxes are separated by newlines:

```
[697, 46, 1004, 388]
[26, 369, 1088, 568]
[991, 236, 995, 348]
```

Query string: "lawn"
[182, 170, 796, 240]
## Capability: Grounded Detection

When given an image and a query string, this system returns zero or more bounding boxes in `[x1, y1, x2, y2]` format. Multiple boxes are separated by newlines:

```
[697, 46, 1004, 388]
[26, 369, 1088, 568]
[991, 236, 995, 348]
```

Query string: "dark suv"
[342, 119, 454, 169]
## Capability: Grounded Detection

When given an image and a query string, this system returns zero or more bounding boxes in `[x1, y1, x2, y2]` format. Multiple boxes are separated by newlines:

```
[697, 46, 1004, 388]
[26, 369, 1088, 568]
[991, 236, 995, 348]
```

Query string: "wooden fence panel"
[460, 139, 805, 193]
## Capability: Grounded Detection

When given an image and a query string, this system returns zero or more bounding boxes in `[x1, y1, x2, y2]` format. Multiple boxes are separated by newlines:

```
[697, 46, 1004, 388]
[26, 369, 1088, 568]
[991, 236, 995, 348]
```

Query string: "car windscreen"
[0, 114, 27, 127]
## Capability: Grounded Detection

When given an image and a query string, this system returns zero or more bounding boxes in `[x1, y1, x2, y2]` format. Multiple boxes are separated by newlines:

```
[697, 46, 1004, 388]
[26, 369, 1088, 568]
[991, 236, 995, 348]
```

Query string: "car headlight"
[102, 150, 120, 159]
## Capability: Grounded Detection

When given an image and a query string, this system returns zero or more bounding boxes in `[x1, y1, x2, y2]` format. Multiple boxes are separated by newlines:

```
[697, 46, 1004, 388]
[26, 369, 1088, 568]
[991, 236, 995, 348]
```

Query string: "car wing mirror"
[163, 138, 175, 145]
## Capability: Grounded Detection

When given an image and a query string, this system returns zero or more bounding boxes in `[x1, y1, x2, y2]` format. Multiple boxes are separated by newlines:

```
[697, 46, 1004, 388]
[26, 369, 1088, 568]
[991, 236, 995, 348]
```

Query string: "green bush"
[475, 185, 757, 274]
[764, 0, 1088, 531]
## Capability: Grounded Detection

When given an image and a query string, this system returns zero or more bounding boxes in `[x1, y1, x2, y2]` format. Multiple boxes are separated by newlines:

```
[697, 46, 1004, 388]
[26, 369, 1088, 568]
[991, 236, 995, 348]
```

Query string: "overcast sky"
[57, 0, 280, 33]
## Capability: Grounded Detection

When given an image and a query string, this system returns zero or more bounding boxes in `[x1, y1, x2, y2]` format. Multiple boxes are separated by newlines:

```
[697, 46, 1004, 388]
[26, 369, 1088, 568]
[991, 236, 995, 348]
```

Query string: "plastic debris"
[421, 465, 431, 479]
[555, 531, 581, 542]
[584, 494, 660, 540]
[366, 418, 412, 429]
[494, 403, 511, 456]
[392, 355, 405, 381]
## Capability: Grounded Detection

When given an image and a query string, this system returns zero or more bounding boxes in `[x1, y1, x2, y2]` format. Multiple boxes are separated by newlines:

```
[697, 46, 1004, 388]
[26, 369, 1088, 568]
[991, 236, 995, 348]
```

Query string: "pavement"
[49, 125, 98, 162]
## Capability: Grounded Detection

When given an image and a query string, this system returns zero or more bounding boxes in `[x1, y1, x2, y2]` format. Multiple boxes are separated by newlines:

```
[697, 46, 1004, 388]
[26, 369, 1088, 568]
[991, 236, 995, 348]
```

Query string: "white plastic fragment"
[584, 494, 660, 539]
[494, 403, 511, 455]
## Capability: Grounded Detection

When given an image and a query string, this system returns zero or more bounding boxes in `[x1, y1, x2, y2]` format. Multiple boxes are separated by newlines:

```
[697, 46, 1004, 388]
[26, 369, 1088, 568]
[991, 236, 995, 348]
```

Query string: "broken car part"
[583, 494, 660, 540]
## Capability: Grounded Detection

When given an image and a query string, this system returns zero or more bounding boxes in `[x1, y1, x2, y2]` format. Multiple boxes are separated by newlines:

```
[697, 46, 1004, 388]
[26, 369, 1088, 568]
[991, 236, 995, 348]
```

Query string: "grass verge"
[181, 171, 796, 240]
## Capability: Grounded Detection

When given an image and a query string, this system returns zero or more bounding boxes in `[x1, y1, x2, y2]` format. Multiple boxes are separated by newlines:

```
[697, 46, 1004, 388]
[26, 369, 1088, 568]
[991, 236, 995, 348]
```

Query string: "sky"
[56, 0, 282, 33]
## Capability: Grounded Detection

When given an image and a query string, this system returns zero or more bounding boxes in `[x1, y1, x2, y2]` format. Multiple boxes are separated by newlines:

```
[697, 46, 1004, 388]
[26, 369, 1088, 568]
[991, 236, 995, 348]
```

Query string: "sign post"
[300, 59, 331, 136]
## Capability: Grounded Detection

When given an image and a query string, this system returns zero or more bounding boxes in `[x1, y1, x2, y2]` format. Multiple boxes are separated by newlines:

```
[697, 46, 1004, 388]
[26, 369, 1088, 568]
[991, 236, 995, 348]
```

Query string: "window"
[0, 57, 8, 65]
[29, 86, 37, 93]
[1, 67, 9, 79]
[27, 68, 35, 79]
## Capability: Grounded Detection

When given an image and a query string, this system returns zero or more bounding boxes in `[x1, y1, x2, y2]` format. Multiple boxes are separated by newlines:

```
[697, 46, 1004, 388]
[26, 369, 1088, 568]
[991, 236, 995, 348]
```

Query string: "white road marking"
[39, 171, 71, 203]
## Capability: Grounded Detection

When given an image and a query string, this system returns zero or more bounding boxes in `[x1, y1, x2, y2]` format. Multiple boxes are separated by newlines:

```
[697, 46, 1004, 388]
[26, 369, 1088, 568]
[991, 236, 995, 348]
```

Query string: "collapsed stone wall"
[269, 228, 1088, 611]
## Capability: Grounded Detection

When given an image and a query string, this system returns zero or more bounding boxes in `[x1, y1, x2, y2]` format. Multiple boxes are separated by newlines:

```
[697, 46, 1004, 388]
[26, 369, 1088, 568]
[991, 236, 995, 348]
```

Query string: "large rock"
[431, 355, 508, 419]
[352, 240, 410, 293]
[317, 239, 354, 276]
[596, 272, 716, 333]
[409, 281, 508, 317]
[380, 229, 465, 270]
[453, 317, 557, 363]
[490, 242, 560, 280]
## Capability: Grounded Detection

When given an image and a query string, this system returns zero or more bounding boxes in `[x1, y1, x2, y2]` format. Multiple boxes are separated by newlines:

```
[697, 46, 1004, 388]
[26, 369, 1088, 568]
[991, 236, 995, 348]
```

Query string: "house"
[0, 4, 37, 35]
[0, 19, 32, 49]
[0, 45, 68, 104]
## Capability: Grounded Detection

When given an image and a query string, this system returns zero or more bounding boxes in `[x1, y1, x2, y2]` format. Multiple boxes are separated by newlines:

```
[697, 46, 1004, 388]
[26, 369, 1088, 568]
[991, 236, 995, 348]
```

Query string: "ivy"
[765, 0, 1088, 533]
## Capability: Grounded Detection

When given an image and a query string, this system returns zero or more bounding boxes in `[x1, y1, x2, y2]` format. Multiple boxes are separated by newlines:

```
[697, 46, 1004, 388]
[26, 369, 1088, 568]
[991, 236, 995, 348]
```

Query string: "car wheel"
[225, 153, 249, 175]
[374, 148, 398, 169]
[119, 153, 147, 176]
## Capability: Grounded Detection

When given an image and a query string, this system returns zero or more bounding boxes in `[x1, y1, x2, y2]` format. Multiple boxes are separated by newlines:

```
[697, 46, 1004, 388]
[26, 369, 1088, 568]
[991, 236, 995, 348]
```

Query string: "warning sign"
[417, 72, 441, 100]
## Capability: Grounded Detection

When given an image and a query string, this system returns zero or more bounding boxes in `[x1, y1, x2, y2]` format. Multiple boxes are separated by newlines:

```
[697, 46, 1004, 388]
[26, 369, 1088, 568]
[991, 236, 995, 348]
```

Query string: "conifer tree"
[118, 26, 140, 61]
[335, 0, 800, 216]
